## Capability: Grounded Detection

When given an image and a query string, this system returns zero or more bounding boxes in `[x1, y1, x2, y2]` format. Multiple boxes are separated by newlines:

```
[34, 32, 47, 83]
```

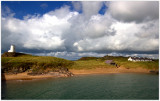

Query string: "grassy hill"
[2, 53, 74, 74]
[69, 56, 159, 70]
[69, 60, 116, 70]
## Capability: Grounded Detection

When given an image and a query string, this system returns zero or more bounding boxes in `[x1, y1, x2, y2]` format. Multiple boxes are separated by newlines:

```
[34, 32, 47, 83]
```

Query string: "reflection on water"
[1, 72, 6, 99]
[1, 73, 159, 100]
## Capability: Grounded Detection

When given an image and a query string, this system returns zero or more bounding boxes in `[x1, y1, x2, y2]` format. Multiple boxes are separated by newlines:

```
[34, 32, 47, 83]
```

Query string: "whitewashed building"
[128, 57, 133, 61]
[8, 45, 15, 52]
[128, 57, 152, 62]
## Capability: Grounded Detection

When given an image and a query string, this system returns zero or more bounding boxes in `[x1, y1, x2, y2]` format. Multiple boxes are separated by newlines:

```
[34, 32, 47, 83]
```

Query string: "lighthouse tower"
[8, 45, 15, 52]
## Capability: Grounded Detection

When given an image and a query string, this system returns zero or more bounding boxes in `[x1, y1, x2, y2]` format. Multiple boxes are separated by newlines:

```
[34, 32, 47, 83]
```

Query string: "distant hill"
[78, 57, 99, 60]
[78, 55, 128, 61]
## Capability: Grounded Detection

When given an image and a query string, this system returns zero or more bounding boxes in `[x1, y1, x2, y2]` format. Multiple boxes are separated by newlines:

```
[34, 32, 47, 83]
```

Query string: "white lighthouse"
[8, 45, 15, 52]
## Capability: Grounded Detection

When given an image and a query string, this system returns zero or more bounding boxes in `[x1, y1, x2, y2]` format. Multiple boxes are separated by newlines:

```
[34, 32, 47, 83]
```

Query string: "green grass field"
[70, 56, 159, 70]
[114, 58, 159, 70]
[69, 60, 115, 70]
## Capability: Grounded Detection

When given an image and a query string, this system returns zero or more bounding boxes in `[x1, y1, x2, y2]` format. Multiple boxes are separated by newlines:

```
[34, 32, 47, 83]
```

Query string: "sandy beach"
[2, 67, 153, 81]
[2, 72, 68, 81]
[69, 67, 150, 75]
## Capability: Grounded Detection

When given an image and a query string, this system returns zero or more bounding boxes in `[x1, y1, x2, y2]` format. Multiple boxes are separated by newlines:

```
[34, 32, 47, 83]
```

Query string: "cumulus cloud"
[107, 52, 158, 59]
[2, 6, 75, 51]
[72, 1, 82, 12]
[33, 51, 158, 60]
[81, 1, 103, 19]
[1, 1, 159, 59]
[72, 20, 159, 53]
[72, 1, 104, 19]
[108, 1, 159, 23]
[34, 51, 107, 60]
[1, 5, 15, 17]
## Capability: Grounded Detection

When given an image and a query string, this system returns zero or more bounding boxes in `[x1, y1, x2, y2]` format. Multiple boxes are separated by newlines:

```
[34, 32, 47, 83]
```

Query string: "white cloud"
[72, 1, 82, 12]
[72, 19, 158, 52]
[108, 52, 158, 59]
[34, 51, 158, 60]
[83, 14, 115, 38]
[81, 1, 103, 19]
[108, 1, 159, 23]
[2, 6, 15, 17]
[2, 6, 75, 51]
[34, 51, 106, 60]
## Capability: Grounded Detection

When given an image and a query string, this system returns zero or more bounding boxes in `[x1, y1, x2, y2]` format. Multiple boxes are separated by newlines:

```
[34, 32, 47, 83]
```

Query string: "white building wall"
[128, 57, 132, 61]
[8, 45, 15, 52]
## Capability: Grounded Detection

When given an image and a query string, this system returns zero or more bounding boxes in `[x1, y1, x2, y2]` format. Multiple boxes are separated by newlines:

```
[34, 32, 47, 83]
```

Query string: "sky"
[1, 1, 159, 60]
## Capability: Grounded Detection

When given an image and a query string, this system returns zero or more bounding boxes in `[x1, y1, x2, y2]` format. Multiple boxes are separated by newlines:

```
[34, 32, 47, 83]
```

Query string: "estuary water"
[2, 73, 159, 100]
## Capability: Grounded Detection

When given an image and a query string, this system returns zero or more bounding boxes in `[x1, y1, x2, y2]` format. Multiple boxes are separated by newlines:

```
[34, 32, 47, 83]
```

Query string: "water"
[2, 73, 159, 100]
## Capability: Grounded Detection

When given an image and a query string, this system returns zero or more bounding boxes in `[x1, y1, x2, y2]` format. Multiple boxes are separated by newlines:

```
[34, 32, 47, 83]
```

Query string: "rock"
[27, 72, 44, 76]
[27, 70, 74, 77]
[150, 70, 159, 74]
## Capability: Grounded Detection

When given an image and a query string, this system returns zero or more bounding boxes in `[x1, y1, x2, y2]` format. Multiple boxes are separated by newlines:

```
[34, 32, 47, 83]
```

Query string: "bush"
[78, 57, 99, 60]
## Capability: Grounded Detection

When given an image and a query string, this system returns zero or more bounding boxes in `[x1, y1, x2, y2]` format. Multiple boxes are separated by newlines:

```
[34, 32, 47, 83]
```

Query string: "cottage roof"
[105, 60, 113, 64]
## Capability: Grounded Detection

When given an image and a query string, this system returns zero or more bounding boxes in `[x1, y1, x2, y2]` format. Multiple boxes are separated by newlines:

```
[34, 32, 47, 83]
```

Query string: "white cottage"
[128, 57, 133, 61]
[8, 45, 15, 52]
[128, 57, 152, 62]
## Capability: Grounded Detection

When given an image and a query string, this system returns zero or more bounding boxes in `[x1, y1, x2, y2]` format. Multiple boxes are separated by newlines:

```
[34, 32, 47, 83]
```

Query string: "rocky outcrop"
[150, 70, 159, 74]
[27, 67, 74, 77]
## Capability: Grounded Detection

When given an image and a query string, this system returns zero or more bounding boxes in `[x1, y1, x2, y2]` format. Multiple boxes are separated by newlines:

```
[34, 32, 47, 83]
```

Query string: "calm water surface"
[2, 73, 159, 100]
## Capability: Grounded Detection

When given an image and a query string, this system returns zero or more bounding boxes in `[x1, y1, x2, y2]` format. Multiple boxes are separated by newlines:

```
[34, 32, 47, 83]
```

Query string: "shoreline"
[2, 72, 68, 81]
[70, 67, 151, 75]
[2, 67, 158, 81]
